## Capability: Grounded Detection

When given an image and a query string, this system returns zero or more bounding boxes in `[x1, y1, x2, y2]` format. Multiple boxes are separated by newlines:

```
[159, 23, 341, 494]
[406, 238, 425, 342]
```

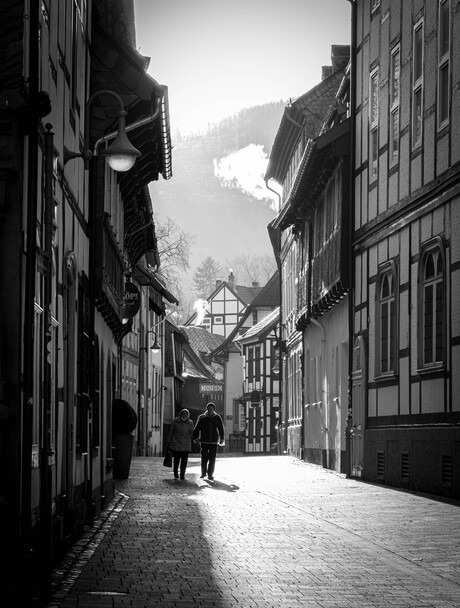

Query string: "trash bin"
[112, 399, 137, 479]
[113, 432, 135, 479]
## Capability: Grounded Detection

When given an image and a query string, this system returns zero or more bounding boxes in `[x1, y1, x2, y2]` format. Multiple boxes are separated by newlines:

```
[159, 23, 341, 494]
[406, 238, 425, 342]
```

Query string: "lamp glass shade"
[150, 339, 161, 353]
[102, 116, 141, 172]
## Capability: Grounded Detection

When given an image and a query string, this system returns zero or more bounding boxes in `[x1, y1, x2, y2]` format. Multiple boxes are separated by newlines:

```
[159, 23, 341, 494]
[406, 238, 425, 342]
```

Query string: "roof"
[234, 284, 263, 305]
[180, 326, 225, 381]
[265, 68, 346, 185]
[132, 264, 179, 305]
[180, 326, 225, 355]
[249, 271, 280, 308]
[90, 1, 173, 268]
[236, 307, 280, 344]
[185, 279, 262, 325]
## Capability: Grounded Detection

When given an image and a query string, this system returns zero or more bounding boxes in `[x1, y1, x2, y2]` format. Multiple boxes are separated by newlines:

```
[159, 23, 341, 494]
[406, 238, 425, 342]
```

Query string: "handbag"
[163, 449, 172, 467]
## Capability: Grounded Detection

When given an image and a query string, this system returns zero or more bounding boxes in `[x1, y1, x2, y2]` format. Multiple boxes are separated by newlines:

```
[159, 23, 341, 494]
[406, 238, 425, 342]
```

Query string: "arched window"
[420, 240, 445, 367]
[376, 262, 397, 376]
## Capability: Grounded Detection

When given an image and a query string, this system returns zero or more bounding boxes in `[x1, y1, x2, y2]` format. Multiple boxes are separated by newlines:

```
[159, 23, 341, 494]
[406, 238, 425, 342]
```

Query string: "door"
[351, 335, 366, 477]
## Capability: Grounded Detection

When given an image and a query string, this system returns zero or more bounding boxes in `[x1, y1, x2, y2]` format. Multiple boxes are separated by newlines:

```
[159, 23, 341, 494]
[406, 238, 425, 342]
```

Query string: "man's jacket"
[194, 413, 224, 444]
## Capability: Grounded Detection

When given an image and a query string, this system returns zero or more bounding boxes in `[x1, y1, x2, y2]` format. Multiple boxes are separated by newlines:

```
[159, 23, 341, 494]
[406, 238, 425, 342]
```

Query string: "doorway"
[351, 335, 366, 477]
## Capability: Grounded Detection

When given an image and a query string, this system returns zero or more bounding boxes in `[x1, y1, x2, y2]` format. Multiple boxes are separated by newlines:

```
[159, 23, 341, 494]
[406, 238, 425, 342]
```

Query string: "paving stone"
[43, 456, 460, 608]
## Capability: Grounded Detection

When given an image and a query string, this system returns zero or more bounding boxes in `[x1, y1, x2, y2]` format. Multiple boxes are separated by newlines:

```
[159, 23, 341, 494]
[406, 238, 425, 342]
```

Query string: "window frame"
[375, 261, 398, 379]
[412, 19, 424, 148]
[369, 67, 379, 180]
[418, 238, 446, 372]
[437, 0, 450, 130]
[389, 45, 400, 164]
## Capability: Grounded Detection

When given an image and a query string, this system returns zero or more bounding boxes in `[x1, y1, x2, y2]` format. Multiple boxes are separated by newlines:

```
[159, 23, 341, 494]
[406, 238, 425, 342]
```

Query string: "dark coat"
[193, 412, 224, 444]
[168, 417, 195, 452]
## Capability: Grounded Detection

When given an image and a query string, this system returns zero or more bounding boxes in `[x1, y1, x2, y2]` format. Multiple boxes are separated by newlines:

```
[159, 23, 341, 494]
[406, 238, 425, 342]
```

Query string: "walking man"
[193, 402, 225, 480]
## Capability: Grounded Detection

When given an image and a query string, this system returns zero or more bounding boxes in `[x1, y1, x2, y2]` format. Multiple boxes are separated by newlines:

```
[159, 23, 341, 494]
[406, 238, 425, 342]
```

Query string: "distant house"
[185, 271, 262, 337]
[211, 271, 280, 452]
[180, 326, 225, 437]
[266, 45, 351, 470]
[235, 307, 281, 454]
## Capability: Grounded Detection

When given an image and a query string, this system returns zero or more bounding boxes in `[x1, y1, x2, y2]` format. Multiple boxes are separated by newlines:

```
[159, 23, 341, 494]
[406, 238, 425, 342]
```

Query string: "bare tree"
[154, 215, 195, 294]
[227, 252, 276, 286]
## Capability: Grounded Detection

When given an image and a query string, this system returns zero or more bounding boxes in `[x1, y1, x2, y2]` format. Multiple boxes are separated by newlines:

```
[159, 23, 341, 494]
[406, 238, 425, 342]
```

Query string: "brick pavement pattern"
[46, 455, 460, 608]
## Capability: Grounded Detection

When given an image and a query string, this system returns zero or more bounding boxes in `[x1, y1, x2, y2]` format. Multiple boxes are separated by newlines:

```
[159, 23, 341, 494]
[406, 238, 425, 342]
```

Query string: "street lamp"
[63, 89, 141, 172]
[143, 330, 161, 353]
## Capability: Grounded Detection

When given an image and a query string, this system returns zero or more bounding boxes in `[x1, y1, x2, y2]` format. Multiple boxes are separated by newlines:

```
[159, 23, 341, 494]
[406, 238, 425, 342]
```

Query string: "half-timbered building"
[352, 0, 460, 496]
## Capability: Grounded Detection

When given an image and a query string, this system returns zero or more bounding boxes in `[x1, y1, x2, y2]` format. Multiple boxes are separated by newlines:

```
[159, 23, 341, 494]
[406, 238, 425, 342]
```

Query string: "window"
[419, 240, 445, 368]
[255, 346, 261, 381]
[369, 68, 379, 179]
[438, 0, 450, 128]
[372, 0, 380, 11]
[412, 20, 424, 147]
[214, 316, 223, 324]
[390, 46, 400, 162]
[376, 263, 397, 376]
[247, 347, 254, 382]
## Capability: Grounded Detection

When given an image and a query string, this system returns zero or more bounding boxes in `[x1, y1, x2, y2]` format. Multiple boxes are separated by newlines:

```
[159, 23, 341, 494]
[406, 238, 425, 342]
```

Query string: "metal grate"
[442, 453, 453, 487]
[400, 452, 410, 482]
[376, 450, 385, 480]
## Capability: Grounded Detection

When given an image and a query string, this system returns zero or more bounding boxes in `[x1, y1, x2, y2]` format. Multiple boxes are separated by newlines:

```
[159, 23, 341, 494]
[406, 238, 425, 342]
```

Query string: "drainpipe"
[93, 95, 163, 153]
[311, 317, 327, 468]
[345, 0, 357, 478]
[264, 177, 281, 212]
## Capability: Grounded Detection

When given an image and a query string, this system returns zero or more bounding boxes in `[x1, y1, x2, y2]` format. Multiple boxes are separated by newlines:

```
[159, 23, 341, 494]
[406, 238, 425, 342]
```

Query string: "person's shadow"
[203, 479, 239, 492]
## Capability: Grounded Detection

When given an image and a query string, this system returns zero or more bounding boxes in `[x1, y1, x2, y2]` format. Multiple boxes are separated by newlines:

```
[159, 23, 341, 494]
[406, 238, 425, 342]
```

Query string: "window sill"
[374, 373, 398, 384]
[416, 365, 446, 377]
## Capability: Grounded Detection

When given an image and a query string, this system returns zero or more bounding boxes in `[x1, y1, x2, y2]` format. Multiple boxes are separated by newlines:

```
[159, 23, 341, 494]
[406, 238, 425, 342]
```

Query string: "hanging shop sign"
[122, 282, 140, 319]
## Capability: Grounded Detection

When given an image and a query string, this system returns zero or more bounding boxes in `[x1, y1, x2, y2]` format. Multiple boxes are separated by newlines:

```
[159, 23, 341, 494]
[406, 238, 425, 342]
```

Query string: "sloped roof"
[236, 307, 280, 344]
[180, 326, 224, 355]
[181, 326, 224, 380]
[185, 279, 262, 325]
[249, 271, 280, 308]
[265, 68, 346, 185]
[234, 283, 263, 305]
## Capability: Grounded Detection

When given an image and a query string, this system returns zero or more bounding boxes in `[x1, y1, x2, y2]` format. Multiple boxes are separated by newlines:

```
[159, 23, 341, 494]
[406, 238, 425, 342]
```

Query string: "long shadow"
[47, 458, 226, 607]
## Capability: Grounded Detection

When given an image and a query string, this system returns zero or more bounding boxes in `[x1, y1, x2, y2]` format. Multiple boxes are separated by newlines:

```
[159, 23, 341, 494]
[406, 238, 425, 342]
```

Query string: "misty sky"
[132, 0, 352, 299]
[133, 0, 351, 134]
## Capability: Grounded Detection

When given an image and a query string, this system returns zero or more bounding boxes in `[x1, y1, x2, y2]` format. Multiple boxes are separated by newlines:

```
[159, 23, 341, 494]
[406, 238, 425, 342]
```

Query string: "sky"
[133, 0, 352, 135]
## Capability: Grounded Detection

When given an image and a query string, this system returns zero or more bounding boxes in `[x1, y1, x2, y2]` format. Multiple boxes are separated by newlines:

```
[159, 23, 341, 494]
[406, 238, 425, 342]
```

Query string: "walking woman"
[167, 409, 195, 480]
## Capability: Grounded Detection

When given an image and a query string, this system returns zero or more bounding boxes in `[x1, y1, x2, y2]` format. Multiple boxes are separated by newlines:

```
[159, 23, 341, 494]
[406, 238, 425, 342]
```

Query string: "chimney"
[215, 279, 223, 288]
[228, 270, 235, 289]
[331, 45, 350, 72]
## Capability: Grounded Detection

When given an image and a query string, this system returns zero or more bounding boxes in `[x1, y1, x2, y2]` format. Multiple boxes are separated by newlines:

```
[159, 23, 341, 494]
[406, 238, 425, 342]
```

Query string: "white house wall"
[303, 300, 349, 473]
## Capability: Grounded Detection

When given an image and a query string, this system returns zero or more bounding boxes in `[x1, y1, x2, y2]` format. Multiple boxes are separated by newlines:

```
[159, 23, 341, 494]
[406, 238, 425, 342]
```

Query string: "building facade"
[266, 46, 351, 471]
[185, 271, 262, 337]
[0, 1, 173, 603]
[352, 0, 460, 496]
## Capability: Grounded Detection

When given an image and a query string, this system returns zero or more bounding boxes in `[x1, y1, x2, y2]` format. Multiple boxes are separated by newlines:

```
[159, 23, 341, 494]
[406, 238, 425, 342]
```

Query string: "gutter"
[94, 94, 163, 152]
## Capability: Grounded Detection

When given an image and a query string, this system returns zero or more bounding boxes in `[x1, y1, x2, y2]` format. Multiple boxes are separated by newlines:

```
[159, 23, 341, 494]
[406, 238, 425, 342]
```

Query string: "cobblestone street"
[47, 455, 460, 607]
